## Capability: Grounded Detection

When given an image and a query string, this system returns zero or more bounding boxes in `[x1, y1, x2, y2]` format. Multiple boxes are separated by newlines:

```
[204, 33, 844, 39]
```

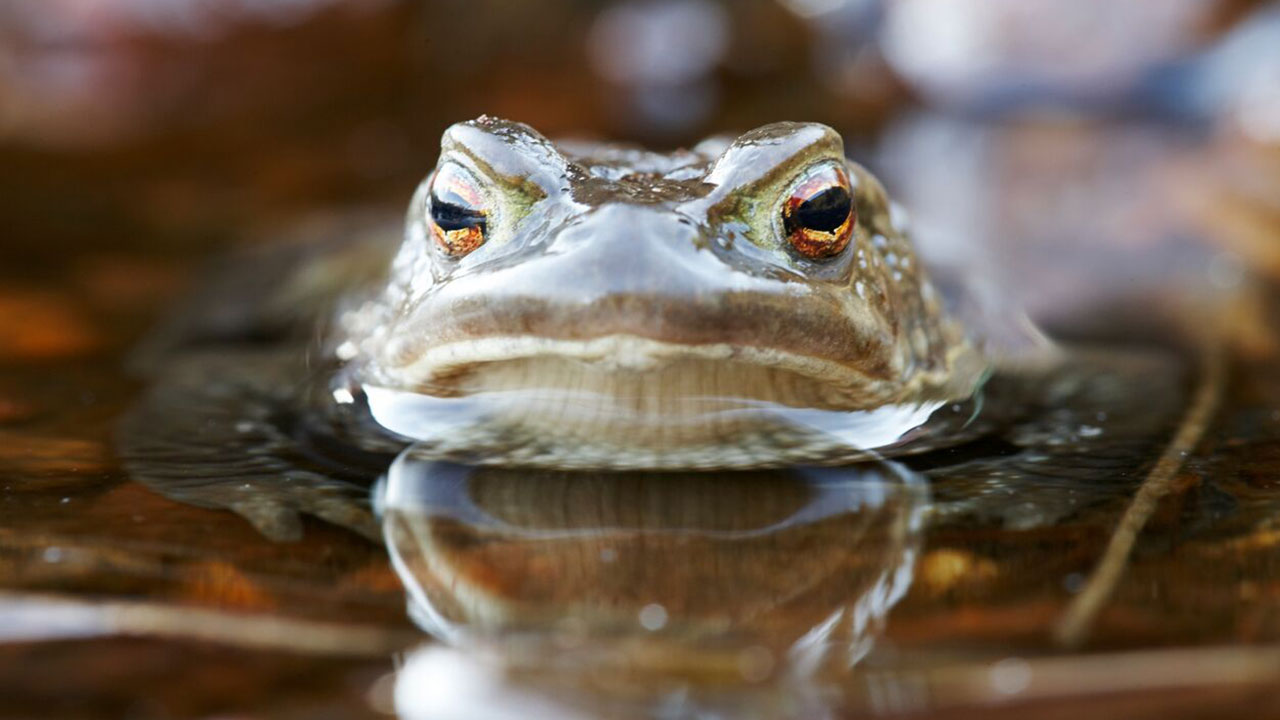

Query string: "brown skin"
[339, 117, 985, 469]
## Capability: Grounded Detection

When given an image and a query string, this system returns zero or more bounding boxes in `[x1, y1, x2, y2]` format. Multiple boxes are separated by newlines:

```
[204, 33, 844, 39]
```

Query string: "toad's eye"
[782, 164, 855, 260]
[428, 164, 489, 257]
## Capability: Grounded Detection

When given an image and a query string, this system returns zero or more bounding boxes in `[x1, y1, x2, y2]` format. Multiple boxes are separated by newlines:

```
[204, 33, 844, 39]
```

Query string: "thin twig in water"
[0, 591, 419, 656]
[1054, 335, 1226, 648]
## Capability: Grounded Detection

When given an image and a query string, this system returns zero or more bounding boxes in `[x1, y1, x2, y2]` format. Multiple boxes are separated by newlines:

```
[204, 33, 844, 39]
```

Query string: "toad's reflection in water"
[382, 454, 927, 716]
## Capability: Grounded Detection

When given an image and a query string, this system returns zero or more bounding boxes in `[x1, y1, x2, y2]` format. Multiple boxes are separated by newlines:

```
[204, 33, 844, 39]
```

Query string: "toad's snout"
[530, 204, 738, 300]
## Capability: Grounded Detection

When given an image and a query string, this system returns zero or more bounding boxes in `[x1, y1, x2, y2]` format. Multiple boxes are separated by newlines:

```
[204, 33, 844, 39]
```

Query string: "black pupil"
[430, 190, 486, 233]
[788, 186, 851, 234]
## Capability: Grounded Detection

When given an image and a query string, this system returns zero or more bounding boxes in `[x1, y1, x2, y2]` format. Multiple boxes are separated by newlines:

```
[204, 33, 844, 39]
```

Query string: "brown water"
[0, 259, 415, 718]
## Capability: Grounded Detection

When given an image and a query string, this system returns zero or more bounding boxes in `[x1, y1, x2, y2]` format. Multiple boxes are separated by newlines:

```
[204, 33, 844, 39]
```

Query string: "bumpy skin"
[338, 117, 986, 469]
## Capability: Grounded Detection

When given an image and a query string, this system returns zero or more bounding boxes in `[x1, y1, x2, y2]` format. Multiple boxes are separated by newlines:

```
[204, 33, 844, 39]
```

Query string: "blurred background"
[2, 0, 1278, 351]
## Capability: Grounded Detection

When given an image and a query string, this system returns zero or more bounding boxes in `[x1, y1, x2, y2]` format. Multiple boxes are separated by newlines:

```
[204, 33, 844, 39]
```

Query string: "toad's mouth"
[359, 335, 967, 469]
[388, 335, 907, 409]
